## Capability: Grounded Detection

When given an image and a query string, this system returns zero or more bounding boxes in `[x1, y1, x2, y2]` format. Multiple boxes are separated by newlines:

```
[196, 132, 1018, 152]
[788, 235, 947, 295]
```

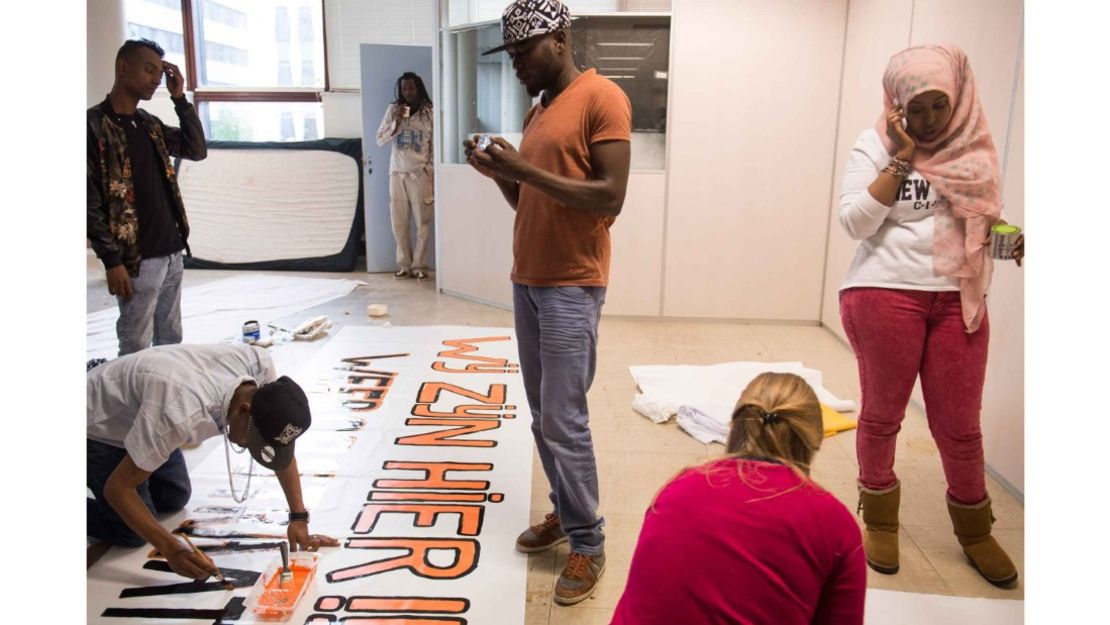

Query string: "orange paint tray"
[243, 552, 319, 621]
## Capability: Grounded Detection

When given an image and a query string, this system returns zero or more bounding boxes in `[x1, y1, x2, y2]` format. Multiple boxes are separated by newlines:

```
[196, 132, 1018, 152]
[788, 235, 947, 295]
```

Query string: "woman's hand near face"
[886, 106, 916, 161]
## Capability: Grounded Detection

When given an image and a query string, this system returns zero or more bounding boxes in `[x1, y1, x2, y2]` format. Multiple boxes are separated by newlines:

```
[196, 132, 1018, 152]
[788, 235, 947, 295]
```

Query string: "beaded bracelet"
[882, 156, 911, 177]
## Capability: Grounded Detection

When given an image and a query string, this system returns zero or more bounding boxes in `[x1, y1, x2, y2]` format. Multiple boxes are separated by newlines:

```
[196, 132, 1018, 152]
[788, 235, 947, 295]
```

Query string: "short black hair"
[116, 38, 165, 62]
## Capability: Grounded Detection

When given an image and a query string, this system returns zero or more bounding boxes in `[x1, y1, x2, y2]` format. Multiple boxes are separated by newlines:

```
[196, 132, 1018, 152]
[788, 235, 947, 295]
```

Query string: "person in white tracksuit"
[376, 72, 434, 280]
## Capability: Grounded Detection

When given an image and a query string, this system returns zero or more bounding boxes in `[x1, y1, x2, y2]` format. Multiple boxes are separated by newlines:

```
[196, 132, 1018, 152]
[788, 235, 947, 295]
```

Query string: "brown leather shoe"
[553, 551, 605, 606]
[858, 481, 901, 574]
[947, 495, 1018, 588]
[515, 513, 568, 553]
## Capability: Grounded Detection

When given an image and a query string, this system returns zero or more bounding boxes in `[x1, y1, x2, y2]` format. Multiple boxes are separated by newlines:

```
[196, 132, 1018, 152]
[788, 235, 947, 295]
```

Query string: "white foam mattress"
[178, 149, 359, 263]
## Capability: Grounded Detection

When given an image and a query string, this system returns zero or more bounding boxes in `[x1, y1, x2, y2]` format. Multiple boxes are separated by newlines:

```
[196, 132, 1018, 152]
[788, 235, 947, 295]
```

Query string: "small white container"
[242, 320, 261, 344]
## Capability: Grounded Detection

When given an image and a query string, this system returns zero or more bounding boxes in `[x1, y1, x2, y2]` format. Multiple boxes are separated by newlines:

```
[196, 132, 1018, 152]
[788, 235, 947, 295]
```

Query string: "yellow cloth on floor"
[822, 403, 857, 437]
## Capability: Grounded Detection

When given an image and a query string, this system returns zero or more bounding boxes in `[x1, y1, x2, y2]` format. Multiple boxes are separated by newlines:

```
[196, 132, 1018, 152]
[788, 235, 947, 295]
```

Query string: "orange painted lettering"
[395, 419, 499, 447]
[368, 491, 488, 503]
[373, 461, 491, 490]
[352, 503, 483, 536]
[415, 382, 508, 406]
[327, 538, 479, 582]
[348, 597, 469, 613]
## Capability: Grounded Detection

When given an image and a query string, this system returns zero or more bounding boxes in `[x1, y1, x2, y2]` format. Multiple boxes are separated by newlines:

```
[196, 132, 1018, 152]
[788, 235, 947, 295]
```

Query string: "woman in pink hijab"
[836, 44, 1020, 588]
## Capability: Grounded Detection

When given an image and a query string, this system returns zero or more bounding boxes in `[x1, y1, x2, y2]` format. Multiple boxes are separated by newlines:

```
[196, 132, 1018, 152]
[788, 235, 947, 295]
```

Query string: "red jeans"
[840, 287, 989, 505]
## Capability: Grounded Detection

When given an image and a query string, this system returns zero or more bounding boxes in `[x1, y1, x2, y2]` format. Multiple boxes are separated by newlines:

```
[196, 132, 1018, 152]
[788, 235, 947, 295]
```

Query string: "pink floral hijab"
[875, 44, 1000, 333]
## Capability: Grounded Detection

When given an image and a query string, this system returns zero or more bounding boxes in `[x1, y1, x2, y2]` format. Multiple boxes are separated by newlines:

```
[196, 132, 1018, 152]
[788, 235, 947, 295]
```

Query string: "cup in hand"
[989, 224, 1022, 260]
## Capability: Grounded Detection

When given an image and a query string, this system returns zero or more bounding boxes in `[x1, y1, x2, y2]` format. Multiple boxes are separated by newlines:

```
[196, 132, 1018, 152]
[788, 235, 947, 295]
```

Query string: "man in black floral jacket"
[87, 38, 207, 356]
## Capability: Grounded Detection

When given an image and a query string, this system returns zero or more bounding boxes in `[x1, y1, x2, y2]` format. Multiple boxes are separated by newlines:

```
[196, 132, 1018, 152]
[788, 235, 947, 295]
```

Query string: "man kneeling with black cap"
[87, 343, 338, 580]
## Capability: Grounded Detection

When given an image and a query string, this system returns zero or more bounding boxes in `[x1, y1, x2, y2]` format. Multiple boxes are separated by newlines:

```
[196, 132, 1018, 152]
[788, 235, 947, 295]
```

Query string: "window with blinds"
[326, 0, 437, 90]
[447, 0, 671, 26]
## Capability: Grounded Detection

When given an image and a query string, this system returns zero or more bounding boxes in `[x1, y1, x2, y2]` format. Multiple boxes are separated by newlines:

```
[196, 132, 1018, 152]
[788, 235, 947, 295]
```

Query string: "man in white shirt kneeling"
[87, 343, 338, 580]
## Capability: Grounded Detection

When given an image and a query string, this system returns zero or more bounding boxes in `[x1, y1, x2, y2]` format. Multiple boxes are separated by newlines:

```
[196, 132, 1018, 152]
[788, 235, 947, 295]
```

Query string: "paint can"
[242, 320, 261, 344]
[989, 224, 1022, 260]
[367, 304, 388, 317]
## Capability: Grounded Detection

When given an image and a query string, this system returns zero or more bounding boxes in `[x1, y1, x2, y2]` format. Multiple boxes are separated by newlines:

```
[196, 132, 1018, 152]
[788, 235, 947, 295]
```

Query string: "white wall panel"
[88, 0, 126, 107]
[322, 92, 364, 138]
[437, 168, 666, 315]
[605, 173, 666, 316]
[436, 164, 517, 307]
[663, 0, 848, 320]
[983, 50, 1024, 494]
[910, 0, 1023, 154]
[820, 0, 914, 338]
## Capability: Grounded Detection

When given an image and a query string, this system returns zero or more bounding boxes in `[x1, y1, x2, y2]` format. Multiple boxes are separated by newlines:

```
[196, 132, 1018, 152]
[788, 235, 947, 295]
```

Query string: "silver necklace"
[223, 413, 254, 503]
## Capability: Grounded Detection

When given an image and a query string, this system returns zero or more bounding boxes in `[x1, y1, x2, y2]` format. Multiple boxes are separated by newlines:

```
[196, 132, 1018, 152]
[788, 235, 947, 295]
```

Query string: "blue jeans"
[117, 251, 184, 356]
[87, 439, 191, 547]
[513, 284, 606, 555]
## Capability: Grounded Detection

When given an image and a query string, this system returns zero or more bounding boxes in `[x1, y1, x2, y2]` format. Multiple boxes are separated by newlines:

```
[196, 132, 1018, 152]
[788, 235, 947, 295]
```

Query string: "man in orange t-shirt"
[463, 0, 631, 607]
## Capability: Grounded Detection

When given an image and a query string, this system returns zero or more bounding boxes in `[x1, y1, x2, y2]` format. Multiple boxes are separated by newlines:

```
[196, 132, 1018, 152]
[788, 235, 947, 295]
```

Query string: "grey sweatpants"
[389, 170, 434, 272]
[513, 283, 607, 555]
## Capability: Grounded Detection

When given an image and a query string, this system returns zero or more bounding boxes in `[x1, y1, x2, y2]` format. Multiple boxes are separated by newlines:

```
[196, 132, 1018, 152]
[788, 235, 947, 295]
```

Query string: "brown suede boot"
[858, 482, 900, 574]
[947, 495, 1018, 588]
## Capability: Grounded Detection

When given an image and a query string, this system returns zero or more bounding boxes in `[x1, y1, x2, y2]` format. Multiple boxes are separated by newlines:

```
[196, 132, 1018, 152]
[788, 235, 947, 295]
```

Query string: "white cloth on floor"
[675, 406, 731, 444]
[630, 361, 857, 444]
[87, 275, 364, 360]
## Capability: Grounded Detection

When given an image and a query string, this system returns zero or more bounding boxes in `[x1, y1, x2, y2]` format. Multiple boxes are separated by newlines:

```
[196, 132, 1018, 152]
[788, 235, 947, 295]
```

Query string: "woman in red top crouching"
[612, 372, 866, 625]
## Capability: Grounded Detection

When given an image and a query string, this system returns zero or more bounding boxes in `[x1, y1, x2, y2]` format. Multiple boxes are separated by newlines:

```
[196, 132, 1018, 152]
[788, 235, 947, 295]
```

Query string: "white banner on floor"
[865, 589, 1023, 624]
[86, 275, 364, 360]
[88, 326, 531, 625]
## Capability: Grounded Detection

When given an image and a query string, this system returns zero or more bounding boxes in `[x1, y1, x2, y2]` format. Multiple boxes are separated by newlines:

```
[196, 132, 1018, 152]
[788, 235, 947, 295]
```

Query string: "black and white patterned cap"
[481, 0, 572, 56]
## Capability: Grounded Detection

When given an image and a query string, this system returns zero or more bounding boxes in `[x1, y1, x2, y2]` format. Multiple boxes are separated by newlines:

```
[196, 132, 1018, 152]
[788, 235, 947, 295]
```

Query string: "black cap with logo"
[247, 375, 311, 471]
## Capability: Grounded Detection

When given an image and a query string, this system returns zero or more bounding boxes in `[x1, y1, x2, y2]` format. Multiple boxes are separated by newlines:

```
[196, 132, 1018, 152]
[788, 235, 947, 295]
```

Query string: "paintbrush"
[176, 531, 234, 590]
[279, 541, 292, 587]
